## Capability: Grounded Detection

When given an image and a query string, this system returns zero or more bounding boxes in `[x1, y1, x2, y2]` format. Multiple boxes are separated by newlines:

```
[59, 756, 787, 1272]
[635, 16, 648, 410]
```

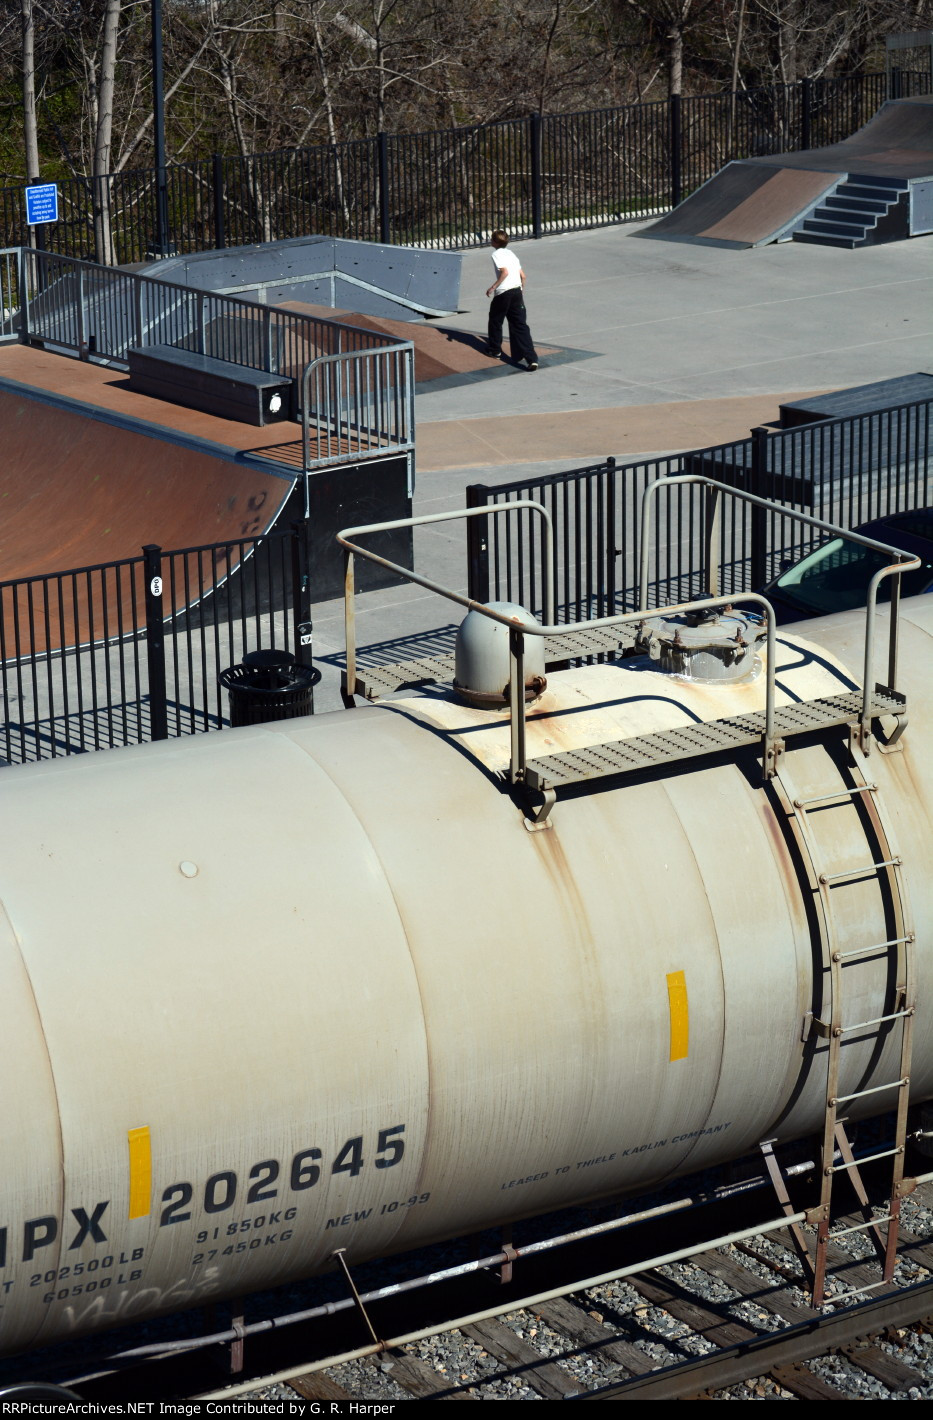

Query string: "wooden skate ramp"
[279, 302, 564, 383]
[0, 352, 298, 654]
[644, 93, 933, 248]
[0, 384, 293, 583]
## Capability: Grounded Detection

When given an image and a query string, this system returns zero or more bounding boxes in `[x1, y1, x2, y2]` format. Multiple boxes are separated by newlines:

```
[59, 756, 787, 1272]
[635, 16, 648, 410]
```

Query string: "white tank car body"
[1, 597, 931, 1356]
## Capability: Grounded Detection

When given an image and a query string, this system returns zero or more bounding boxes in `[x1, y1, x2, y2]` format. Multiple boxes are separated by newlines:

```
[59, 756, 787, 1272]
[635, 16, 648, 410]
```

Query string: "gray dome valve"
[454, 601, 547, 708]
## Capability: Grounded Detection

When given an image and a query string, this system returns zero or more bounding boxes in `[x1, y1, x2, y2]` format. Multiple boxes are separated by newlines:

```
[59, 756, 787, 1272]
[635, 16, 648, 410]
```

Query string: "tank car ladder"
[772, 743, 915, 1307]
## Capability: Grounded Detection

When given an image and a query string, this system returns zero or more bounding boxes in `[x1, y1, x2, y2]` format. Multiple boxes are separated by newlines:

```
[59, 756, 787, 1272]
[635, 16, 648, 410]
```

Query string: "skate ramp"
[136, 235, 462, 322]
[279, 301, 570, 385]
[0, 378, 295, 654]
[643, 93, 933, 248]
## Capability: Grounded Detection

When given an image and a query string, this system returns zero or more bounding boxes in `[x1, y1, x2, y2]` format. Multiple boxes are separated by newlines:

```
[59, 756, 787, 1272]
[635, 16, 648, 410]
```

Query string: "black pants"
[488, 288, 537, 364]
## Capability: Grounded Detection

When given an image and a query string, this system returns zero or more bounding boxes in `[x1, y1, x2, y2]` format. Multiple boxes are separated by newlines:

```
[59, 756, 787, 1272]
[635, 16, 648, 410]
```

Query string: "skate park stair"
[640, 94, 933, 250]
[793, 175, 910, 248]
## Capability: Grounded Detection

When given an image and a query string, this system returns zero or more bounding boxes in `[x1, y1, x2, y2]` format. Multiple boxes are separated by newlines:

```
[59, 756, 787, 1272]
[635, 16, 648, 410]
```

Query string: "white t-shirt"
[490, 247, 522, 293]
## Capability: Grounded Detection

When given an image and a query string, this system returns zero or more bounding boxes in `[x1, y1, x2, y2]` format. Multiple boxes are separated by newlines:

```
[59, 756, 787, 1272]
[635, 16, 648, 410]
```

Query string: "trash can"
[219, 649, 316, 727]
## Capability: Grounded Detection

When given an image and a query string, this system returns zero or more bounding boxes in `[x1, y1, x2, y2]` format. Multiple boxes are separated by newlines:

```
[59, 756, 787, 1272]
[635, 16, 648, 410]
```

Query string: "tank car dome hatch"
[454, 601, 547, 707]
[635, 605, 767, 682]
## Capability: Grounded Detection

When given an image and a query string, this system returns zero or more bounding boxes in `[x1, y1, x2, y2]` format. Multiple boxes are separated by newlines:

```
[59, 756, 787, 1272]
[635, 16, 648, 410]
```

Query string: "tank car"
[0, 593, 931, 1358]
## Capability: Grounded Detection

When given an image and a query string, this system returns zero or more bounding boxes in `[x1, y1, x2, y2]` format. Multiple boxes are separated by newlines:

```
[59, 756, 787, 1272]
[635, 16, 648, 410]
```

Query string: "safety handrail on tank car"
[338, 502, 556, 702]
[637, 473, 921, 744]
[337, 512, 779, 791]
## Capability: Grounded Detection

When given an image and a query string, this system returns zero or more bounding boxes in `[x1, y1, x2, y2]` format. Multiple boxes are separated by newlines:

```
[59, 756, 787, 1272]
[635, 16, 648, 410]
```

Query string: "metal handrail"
[339, 502, 555, 707]
[339, 482, 919, 792]
[637, 473, 921, 735]
[337, 507, 775, 789]
[299, 343, 415, 504]
[19, 247, 402, 361]
[0, 246, 19, 343]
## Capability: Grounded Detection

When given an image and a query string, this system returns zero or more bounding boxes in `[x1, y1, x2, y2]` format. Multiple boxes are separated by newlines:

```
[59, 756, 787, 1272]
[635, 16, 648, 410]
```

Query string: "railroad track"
[7, 1168, 932, 1402]
[208, 1188, 933, 1402]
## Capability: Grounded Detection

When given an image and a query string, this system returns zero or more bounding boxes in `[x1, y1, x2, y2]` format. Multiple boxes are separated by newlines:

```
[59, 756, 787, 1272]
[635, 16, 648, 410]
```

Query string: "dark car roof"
[760, 506, 933, 623]
[856, 507, 933, 554]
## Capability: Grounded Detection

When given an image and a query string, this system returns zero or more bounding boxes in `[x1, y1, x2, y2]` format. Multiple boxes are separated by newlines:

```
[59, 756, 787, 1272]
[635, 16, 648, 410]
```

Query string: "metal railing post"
[18, 247, 30, 342]
[508, 625, 526, 784]
[143, 544, 168, 741]
[212, 153, 226, 250]
[750, 425, 770, 589]
[670, 94, 682, 208]
[77, 266, 88, 358]
[801, 76, 812, 151]
[344, 547, 357, 704]
[704, 482, 722, 597]
[466, 484, 491, 603]
[264, 306, 273, 373]
[377, 132, 391, 244]
[530, 113, 543, 238]
[606, 456, 618, 615]
[134, 274, 145, 348]
[197, 290, 207, 355]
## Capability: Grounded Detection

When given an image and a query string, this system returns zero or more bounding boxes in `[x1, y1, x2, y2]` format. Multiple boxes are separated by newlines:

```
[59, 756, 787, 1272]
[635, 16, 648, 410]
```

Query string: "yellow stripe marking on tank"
[667, 971, 689, 1061]
[127, 1126, 152, 1219]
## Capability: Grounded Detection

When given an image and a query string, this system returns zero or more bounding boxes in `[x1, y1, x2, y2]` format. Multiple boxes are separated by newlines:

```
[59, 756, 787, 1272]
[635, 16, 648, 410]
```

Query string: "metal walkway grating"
[351, 625, 637, 701]
[524, 688, 906, 791]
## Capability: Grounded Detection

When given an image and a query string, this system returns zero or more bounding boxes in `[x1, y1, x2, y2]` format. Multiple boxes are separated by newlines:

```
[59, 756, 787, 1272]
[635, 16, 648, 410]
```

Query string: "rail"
[17, 248, 401, 369]
[0, 247, 18, 343]
[1, 72, 925, 262]
[341, 503, 555, 699]
[0, 528, 308, 766]
[10, 246, 416, 481]
[299, 343, 415, 501]
[638, 474, 920, 749]
[338, 488, 918, 818]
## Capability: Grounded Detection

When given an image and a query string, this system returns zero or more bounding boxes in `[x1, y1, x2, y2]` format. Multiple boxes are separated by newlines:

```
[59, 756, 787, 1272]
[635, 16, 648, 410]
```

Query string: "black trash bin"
[219, 649, 316, 726]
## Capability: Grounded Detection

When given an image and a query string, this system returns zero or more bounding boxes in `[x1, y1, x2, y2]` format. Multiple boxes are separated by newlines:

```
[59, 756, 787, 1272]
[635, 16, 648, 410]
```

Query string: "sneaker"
[484, 348, 502, 359]
[526, 360, 538, 371]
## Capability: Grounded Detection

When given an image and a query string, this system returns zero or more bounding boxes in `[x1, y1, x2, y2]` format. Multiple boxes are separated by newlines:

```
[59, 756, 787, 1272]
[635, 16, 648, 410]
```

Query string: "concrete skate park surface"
[311, 217, 933, 709]
[0, 218, 929, 710]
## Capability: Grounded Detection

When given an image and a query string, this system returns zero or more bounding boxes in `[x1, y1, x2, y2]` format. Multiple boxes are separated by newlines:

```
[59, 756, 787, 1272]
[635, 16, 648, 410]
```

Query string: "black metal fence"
[466, 399, 933, 619]
[4, 70, 929, 264]
[0, 528, 311, 766]
[17, 247, 402, 367]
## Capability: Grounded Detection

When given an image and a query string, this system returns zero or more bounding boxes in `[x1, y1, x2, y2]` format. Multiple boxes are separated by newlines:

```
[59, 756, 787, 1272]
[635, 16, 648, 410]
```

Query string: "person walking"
[485, 230, 538, 371]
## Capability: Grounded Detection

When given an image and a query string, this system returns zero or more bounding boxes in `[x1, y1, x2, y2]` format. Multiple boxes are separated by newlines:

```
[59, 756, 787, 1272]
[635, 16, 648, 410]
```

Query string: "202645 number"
[159, 1124, 407, 1227]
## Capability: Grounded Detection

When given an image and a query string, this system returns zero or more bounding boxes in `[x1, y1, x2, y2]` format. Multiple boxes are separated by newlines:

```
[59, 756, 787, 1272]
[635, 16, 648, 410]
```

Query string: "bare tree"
[20, 0, 40, 182]
[91, 0, 121, 262]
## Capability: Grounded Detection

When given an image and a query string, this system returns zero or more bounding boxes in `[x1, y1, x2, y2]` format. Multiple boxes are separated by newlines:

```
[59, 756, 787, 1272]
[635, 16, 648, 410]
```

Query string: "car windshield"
[773, 537, 930, 615]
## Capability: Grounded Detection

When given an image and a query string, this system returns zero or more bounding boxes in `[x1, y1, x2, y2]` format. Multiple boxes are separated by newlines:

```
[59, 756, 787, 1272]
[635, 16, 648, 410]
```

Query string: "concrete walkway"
[418, 218, 932, 465]
[309, 218, 933, 709]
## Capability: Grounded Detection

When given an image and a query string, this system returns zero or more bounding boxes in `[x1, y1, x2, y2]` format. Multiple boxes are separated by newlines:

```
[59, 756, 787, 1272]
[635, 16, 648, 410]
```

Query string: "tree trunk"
[20, 0, 40, 254]
[668, 26, 683, 96]
[728, 0, 745, 158]
[777, 0, 798, 86]
[313, 12, 350, 230]
[93, 0, 122, 265]
[21, 0, 40, 181]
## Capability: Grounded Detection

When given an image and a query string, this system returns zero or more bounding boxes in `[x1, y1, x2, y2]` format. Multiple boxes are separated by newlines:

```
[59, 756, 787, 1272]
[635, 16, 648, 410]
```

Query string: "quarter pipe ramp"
[642, 93, 933, 248]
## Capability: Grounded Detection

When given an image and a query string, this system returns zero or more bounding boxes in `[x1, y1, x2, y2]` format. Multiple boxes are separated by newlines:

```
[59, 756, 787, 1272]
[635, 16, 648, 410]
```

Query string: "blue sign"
[25, 183, 59, 226]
